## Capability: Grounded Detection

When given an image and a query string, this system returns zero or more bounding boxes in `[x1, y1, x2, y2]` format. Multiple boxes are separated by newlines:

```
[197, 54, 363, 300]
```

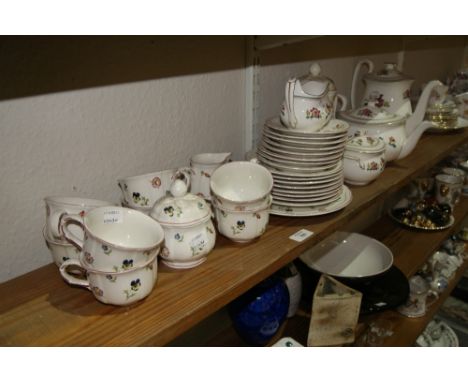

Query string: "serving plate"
[262, 136, 346, 153]
[389, 209, 455, 231]
[260, 141, 345, 158]
[258, 155, 338, 174]
[258, 146, 343, 165]
[270, 185, 352, 216]
[427, 117, 468, 133]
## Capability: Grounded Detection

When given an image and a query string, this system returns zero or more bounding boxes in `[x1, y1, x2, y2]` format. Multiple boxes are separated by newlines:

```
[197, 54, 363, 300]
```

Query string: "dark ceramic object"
[228, 276, 289, 346]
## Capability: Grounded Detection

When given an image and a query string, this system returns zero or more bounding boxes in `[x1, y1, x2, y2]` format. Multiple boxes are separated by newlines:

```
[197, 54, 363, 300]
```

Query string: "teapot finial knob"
[170, 179, 188, 198]
[384, 62, 396, 71]
[309, 62, 321, 77]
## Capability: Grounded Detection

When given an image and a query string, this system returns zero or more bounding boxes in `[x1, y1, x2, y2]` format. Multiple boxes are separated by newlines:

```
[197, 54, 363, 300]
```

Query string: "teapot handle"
[351, 59, 374, 110]
[285, 78, 298, 128]
[334, 94, 348, 118]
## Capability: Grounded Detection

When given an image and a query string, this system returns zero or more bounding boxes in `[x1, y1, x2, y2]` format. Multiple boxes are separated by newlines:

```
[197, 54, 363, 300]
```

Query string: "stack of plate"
[257, 117, 352, 217]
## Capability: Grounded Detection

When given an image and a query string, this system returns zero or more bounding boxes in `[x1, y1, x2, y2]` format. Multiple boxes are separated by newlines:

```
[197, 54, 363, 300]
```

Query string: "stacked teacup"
[43, 196, 111, 267]
[58, 206, 165, 306]
[210, 161, 273, 243]
[117, 168, 191, 214]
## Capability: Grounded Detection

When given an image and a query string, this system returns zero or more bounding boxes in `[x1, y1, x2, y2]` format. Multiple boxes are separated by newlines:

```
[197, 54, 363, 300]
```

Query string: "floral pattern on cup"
[102, 244, 112, 255]
[174, 233, 184, 242]
[190, 240, 206, 257]
[161, 247, 170, 258]
[106, 274, 117, 283]
[92, 286, 104, 297]
[231, 220, 246, 235]
[132, 192, 150, 207]
[151, 177, 162, 188]
[306, 107, 322, 119]
[84, 252, 94, 264]
[124, 279, 141, 300]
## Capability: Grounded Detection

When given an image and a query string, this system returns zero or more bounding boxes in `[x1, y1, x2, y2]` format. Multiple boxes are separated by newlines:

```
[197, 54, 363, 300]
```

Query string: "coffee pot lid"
[297, 63, 336, 98]
[365, 63, 412, 82]
[345, 136, 386, 153]
[150, 180, 210, 226]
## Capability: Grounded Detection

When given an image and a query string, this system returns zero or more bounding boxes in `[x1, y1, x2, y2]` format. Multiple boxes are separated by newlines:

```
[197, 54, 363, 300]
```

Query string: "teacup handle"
[59, 259, 90, 289]
[59, 213, 85, 252]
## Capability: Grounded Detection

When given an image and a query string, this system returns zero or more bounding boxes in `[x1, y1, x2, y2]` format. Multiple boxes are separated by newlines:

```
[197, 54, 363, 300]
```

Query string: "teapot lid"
[150, 180, 211, 226]
[365, 63, 413, 82]
[340, 106, 406, 125]
[296, 63, 336, 98]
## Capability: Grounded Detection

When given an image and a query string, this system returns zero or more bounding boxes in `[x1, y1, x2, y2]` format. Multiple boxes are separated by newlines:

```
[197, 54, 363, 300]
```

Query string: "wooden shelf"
[1, 130, 468, 346]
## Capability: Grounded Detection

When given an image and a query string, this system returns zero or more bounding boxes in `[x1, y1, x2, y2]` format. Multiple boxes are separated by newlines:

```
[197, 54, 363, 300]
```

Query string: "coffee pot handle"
[59, 213, 85, 252]
[351, 59, 374, 109]
[285, 78, 298, 128]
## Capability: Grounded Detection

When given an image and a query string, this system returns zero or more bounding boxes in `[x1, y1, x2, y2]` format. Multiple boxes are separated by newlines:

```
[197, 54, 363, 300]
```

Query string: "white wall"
[0, 69, 245, 282]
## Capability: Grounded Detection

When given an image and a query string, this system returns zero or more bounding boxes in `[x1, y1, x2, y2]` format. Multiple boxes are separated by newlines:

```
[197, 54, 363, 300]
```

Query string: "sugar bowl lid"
[297, 63, 336, 98]
[346, 136, 385, 154]
[150, 180, 211, 226]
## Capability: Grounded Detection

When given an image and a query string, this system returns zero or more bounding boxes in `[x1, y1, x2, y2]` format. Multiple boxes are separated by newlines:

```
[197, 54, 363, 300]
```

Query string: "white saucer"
[264, 160, 343, 179]
[260, 141, 345, 157]
[265, 117, 349, 137]
[270, 185, 352, 217]
[259, 155, 340, 174]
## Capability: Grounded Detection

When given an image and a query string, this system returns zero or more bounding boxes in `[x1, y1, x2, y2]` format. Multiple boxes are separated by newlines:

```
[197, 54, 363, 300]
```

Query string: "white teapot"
[280, 63, 347, 131]
[351, 60, 441, 119]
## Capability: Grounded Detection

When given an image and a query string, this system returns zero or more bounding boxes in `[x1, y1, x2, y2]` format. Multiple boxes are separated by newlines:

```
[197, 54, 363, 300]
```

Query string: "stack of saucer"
[256, 117, 352, 217]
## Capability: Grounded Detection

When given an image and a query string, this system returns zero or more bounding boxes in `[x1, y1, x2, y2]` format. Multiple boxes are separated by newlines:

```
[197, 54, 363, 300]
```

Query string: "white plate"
[264, 160, 343, 179]
[258, 146, 344, 164]
[272, 191, 341, 207]
[263, 128, 349, 143]
[270, 185, 352, 217]
[273, 186, 341, 201]
[265, 117, 349, 137]
[260, 141, 345, 157]
[415, 319, 459, 347]
[273, 175, 343, 187]
[258, 155, 340, 173]
[274, 177, 343, 190]
[262, 136, 346, 153]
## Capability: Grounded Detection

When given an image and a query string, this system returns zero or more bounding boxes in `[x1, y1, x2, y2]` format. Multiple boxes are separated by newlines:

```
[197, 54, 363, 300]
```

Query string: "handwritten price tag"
[103, 210, 123, 224]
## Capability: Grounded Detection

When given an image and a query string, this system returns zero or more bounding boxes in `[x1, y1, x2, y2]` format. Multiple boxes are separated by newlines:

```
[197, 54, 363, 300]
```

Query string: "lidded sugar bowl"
[280, 63, 347, 131]
[150, 179, 216, 269]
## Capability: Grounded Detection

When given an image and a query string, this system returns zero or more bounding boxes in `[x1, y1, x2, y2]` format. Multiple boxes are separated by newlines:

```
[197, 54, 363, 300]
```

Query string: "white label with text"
[289, 229, 314, 242]
[103, 210, 123, 224]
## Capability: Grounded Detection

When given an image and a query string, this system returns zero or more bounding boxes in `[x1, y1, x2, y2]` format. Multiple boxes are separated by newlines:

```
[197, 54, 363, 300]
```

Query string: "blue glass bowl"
[228, 276, 289, 346]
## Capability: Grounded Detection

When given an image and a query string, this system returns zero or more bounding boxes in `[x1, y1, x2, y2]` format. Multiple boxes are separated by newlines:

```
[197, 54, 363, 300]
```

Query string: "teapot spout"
[399, 120, 435, 160]
[405, 80, 443, 136]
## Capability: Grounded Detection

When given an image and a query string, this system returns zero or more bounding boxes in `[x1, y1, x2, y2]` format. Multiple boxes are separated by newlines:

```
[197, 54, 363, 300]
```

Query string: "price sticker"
[190, 233, 206, 248]
[103, 210, 123, 224]
[289, 229, 314, 242]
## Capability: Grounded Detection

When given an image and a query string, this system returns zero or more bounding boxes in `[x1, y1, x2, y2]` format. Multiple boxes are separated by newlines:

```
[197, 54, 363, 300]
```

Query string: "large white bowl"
[299, 231, 393, 278]
[210, 161, 273, 209]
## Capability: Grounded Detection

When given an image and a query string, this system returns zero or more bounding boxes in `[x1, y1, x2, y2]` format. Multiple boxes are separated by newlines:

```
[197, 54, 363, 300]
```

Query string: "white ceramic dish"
[258, 156, 338, 174]
[299, 231, 393, 278]
[269, 185, 352, 217]
[264, 160, 343, 179]
[415, 319, 459, 347]
[260, 141, 345, 158]
[266, 117, 349, 137]
[272, 184, 342, 202]
[272, 192, 341, 208]
[263, 128, 348, 144]
[257, 149, 342, 168]
[258, 146, 344, 163]
[262, 136, 346, 154]
[273, 175, 343, 188]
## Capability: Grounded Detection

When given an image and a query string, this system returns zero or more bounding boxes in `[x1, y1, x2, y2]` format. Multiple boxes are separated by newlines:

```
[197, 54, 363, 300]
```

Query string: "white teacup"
[435, 174, 462, 208]
[210, 161, 273, 211]
[44, 196, 112, 242]
[60, 206, 164, 272]
[60, 252, 158, 306]
[190, 152, 231, 200]
[117, 168, 191, 212]
[43, 226, 80, 267]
